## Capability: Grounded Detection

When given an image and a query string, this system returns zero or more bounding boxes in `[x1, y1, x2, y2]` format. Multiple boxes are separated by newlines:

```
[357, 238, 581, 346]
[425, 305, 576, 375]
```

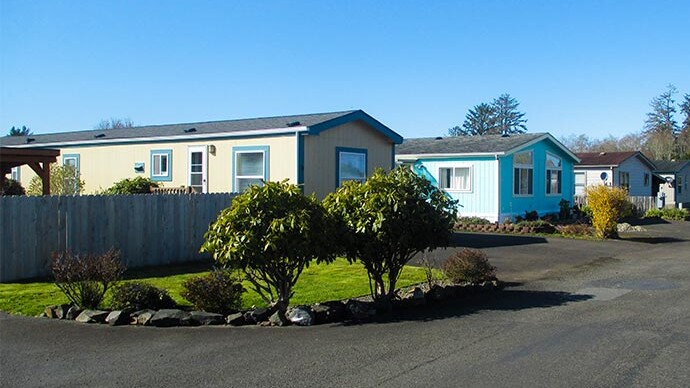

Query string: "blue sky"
[1, 0, 689, 140]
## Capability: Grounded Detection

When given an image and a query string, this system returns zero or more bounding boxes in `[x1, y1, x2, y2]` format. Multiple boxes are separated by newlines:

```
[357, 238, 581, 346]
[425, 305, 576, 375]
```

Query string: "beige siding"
[303, 120, 394, 199]
[16, 135, 296, 194]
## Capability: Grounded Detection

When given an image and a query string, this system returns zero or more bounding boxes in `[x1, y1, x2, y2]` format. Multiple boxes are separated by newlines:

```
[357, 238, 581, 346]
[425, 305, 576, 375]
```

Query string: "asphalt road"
[2, 220, 689, 387]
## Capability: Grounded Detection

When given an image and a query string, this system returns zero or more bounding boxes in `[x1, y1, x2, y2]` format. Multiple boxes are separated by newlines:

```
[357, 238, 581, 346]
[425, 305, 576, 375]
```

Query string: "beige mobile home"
[2, 110, 402, 198]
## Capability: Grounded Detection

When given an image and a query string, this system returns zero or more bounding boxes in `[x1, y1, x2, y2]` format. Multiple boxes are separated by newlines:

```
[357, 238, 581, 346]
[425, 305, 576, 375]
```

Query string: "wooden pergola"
[0, 147, 60, 195]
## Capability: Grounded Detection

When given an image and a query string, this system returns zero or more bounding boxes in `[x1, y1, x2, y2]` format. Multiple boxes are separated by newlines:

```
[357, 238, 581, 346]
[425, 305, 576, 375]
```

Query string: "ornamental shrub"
[644, 209, 664, 218]
[51, 249, 125, 309]
[110, 282, 176, 311]
[556, 223, 595, 237]
[181, 270, 245, 315]
[515, 220, 557, 234]
[524, 210, 539, 221]
[456, 216, 491, 225]
[442, 248, 496, 284]
[646, 207, 690, 221]
[200, 180, 336, 313]
[103, 177, 160, 195]
[1, 178, 25, 196]
[324, 167, 458, 307]
[559, 199, 570, 220]
[584, 185, 630, 238]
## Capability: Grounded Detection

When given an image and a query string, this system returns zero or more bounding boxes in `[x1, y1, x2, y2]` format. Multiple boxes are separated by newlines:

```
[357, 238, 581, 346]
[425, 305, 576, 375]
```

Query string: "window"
[439, 167, 471, 191]
[513, 151, 533, 196]
[150, 150, 172, 181]
[575, 172, 586, 195]
[643, 173, 650, 187]
[233, 146, 269, 192]
[619, 171, 630, 191]
[678, 176, 683, 195]
[545, 153, 562, 195]
[336, 147, 367, 187]
[63, 154, 80, 173]
[10, 167, 20, 182]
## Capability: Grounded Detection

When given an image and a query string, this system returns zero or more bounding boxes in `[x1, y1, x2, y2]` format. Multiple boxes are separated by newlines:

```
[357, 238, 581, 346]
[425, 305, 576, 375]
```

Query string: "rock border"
[40, 280, 504, 328]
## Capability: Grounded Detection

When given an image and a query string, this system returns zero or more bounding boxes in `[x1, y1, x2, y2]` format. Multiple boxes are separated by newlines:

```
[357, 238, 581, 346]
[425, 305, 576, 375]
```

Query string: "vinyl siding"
[618, 157, 653, 196]
[303, 120, 394, 199]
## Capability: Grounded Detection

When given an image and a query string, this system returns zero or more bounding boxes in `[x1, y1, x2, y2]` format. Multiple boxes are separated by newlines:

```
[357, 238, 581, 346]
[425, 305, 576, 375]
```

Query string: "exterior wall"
[618, 157, 653, 196]
[499, 140, 576, 221]
[303, 120, 395, 199]
[416, 157, 499, 221]
[574, 167, 617, 194]
[658, 164, 690, 208]
[15, 135, 296, 194]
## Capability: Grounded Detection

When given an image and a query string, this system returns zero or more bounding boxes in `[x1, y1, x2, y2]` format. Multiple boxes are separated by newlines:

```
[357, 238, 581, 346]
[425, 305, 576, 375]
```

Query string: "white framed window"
[545, 153, 562, 195]
[619, 171, 630, 191]
[10, 167, 20, 182]
[233, 146, 269, 192]
[150, 150, 172, 181]
[643, 173, 650, 187]
[513, 151, 533, 196]
[337, 148, 367, 187]
[439, 166, 472, 191]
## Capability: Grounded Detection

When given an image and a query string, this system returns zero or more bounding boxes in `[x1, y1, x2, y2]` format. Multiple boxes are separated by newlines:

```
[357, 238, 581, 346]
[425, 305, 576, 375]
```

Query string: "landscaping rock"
[226, 312, 247, 326]
[55, 304, 71, 319]
[312, 301, 346, 324]
[44, 306, 57, 319]
[245, 307, 272, 324]
[269, 311, 291, 327]
[65, 306, 83, 320]
[401, 287, 426, 306]
[75, 310, 110, 324]
[106, 310, 131, 326]
[287, 306, 314, 326]
[189, 311, 225, 326]
[618, 223, 646, 232]
[131, 309, 156, 326]
[150, 309, 191, 327]
[345, 299, 375, 320]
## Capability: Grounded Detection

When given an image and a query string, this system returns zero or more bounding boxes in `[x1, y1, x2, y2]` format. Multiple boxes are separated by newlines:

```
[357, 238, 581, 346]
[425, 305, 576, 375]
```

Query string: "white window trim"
[545, 152, 562, 196]
[513, 150, 533, 197]
[235, 150, 266, 190]
[151, 153, 169, 177]
[438, 166, 473, 192]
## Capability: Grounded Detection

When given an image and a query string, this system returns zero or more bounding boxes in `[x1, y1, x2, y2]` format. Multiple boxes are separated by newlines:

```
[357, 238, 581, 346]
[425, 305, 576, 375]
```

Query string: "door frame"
[188, 145, 208, 193]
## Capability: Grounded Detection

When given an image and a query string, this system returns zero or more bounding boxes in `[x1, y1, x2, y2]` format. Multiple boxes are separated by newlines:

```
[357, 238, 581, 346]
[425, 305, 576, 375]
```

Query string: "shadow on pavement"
[618, 236, 686, 244]
[344, 289, 593, 326]
[620, 217, 670, 226]
[451, 232, 548, 249]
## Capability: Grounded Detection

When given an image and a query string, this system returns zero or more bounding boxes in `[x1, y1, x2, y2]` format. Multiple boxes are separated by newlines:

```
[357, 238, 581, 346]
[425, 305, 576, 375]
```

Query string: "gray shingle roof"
[652, 159, 690, 172]
[1, 110, 399, 147]
[396, 133, 547, 155]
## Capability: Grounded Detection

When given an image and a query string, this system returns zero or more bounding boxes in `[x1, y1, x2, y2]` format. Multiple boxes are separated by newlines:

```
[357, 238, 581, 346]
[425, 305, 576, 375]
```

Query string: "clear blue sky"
[1, 0, 689, 140]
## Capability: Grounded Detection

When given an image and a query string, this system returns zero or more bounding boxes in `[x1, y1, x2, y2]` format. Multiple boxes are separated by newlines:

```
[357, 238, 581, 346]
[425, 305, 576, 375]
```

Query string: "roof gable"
[396, 133, 579, 162]
[1, 110, 402, 147]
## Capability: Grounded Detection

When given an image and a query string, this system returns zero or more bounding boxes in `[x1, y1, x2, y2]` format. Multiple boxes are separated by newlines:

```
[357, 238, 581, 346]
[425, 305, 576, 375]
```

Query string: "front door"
[188, 146, 208, 193]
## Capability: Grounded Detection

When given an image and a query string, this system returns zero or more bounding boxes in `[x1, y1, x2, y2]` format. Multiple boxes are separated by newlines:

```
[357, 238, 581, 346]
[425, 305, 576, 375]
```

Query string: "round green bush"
[1, 178, 25, 196]
[181, 270, 245, 315]
[110, 282, 176, 311]
[442, 248, 497, 284]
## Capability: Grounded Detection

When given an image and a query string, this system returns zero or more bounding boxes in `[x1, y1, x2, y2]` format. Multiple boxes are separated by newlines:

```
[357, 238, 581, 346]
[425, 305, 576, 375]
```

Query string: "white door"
[188, 146, 208, 193]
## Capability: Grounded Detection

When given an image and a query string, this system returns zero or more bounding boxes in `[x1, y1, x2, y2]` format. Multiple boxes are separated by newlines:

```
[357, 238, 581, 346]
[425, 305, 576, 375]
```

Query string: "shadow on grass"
[342, 288, 592, 326]
[451, 232, 548, 249]
[123, 260, 213, 280]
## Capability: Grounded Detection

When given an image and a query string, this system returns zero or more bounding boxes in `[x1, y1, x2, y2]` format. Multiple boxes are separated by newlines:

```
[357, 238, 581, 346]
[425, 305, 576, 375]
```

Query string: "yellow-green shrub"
[585, 185, 629, 238]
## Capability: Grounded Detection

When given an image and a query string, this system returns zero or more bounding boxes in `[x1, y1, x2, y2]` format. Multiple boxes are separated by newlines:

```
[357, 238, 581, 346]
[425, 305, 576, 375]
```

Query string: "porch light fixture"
[208, 144, 216, 155]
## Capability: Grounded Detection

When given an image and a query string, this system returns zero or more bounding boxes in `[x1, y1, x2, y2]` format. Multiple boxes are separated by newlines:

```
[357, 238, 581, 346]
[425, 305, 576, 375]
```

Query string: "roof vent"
[184, 127, 197, 133]
[286, 121, 301, 127]
[435, 136, 443, 140]
[599, 152, 606, 156]
[94, 133, 106, 138]
[501, 132, 510, 137]
[26, 137, 35, 143]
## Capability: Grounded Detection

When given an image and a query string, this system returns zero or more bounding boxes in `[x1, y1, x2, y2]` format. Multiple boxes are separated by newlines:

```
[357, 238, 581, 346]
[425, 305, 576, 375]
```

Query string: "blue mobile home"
[396, 133, 580, 222]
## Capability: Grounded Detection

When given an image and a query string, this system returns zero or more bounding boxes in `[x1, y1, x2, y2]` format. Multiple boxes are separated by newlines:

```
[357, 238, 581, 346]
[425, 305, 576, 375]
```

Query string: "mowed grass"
[0, 258, 429, 316]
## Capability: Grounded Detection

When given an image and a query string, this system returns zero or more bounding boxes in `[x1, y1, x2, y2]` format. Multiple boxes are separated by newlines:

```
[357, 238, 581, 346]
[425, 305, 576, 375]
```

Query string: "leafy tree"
[644, 84, 678, 136]
[200, 180, 336, 313]
[450, 103, 498, 136]
[103, 177, 159, 194]
[323, 167, 458, 308]
[492, 94, 527, 135]
[95, 117, 134, 130]
[678, 94, 690, 158]
[8, 125, 32, 136]
[449, 94, 527, 136]
[27, 164, 84, 195]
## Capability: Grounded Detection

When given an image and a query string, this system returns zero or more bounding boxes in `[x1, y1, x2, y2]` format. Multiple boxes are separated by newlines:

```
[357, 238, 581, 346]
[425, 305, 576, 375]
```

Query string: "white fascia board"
[395, 152, 503, 160]
[9, 126, 308, 148]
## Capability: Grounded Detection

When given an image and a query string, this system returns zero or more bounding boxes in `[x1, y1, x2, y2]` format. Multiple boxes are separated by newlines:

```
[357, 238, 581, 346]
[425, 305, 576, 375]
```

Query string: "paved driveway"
[2, 220, 689, 387]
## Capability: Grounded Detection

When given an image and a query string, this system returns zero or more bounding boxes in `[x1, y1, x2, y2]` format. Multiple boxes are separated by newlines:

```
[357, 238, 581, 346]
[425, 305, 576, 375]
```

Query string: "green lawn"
[0, 258, 430, 316]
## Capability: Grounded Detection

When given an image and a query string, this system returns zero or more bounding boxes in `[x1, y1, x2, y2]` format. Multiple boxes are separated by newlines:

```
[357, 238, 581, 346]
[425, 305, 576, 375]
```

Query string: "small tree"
[27, 164, 84, 196]
[200, 180, 336, 313]
[103, 177, 159, 194]
[8, 125, 32, 136]
[324, 167, 458, 307]
[585, 185, 630, 239]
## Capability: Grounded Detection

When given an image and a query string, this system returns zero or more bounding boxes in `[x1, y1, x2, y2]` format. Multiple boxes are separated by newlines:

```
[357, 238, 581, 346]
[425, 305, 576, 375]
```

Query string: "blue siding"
[417, 157, 499, 221]
[499, 140, 575, 220]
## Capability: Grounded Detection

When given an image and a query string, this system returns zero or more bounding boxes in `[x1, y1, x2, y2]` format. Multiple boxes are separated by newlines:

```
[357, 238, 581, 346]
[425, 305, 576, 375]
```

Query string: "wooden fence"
[0, 193, 236, 282]
[573, 195, 656, 215]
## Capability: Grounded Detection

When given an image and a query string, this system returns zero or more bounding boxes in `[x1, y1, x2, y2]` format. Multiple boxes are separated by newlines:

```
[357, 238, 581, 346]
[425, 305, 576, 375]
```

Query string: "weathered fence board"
[0, 193, 235, 282]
